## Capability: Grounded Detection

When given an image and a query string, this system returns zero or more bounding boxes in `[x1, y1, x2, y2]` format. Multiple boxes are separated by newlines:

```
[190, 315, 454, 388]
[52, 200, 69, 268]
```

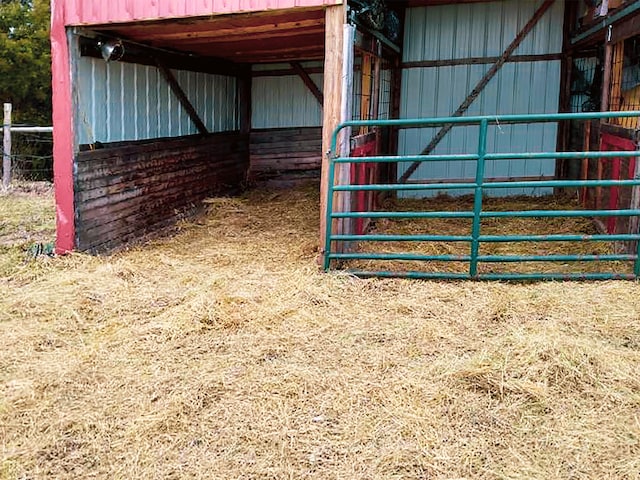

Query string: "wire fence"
[1, 127, 53, 183]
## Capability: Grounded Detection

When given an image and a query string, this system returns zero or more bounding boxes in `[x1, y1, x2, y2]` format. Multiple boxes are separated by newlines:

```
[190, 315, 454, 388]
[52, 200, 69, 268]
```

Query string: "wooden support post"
[598, 28, 615, 211]
[601, 29, 614, 113]
[291, 61, 324, 106]
[610, 41, 624, 118]
[320, 3, 347, 263]
[338, 24, 356, 244]
[555, 0, 576, 184]
[238, 67, 252, 184]
[52, 7, 76, 253]
[360, 53, 373, 134]
[556, 51, 573, 183]
[2, 103, 11, 190]
[238, 67, 252, 135]
[157, 60, 209, 134]
[398, 0, 556, 184]
[387, 55, 402, 185]
[371, 55, 381, 122]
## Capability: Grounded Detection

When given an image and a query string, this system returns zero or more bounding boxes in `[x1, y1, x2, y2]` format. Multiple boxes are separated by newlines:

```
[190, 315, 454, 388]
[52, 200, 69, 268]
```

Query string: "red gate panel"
[600, 133, 637, 234]
[350, 136, 378, 235]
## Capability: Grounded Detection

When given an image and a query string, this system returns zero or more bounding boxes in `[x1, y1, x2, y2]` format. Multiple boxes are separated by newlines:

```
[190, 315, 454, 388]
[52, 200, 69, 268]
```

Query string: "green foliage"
[0, 0, 51, 125]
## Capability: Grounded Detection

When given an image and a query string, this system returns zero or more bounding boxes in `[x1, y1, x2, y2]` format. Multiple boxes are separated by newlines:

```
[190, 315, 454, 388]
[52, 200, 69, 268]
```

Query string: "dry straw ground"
[1, 183, 640, 479]
[346, 194, 633, 275]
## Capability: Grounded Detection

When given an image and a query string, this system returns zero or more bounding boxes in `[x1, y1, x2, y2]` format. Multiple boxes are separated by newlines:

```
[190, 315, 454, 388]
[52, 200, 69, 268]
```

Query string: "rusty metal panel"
[399, 0, 565, 197]
[63, 0, 341, 26]
[76, 56, 237, 145]
[252, 62, 323, 128]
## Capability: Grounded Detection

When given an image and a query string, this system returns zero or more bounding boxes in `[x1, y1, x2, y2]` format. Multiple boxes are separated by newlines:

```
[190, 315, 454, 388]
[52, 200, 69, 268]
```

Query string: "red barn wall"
[60, 0, 342, 25]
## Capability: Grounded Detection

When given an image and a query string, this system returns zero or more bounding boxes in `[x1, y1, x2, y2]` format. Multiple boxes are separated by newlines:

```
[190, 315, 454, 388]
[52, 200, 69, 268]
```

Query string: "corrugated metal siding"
[252, 62, 323, 128]
[76, 56, 237, 145]
[399, 0, 565, 197]
[61, 0, 341, 26]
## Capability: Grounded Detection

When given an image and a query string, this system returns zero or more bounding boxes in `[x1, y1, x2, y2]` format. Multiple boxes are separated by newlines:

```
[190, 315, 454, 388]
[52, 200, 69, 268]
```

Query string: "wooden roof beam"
[140, 18, 325, 42]
[149, 26, 325, 47]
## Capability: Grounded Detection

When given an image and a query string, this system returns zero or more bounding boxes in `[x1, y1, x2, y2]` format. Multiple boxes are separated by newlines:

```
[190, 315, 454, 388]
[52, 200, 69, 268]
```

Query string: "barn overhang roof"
[85, 7, 328, 63]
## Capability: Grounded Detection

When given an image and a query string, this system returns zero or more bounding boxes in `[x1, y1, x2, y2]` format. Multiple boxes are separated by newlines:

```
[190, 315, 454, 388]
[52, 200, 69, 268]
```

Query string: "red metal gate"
[350, 133, 378, 235]
[600, 133, 638, 234]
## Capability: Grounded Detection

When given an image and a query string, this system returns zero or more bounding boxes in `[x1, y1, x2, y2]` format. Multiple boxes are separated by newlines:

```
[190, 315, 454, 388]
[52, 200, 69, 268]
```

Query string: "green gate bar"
[469, 119, 488, 278]
[323, 111, 640, 280]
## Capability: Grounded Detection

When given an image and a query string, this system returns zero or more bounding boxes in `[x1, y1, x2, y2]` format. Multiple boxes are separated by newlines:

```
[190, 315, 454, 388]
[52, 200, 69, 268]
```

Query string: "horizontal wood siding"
[249, 127, 322, 179]
[75, 132, 248, 252]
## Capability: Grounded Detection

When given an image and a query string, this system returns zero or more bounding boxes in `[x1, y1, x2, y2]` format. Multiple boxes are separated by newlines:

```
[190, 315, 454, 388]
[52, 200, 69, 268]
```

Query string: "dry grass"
[1, 182, 640, 479]
[0, 182, 55, 277]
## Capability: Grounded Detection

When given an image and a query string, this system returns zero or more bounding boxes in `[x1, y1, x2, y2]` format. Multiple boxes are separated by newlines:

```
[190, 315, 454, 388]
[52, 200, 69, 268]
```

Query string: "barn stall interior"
[51, 0, 640, 280]
[52, 0, 401, 253]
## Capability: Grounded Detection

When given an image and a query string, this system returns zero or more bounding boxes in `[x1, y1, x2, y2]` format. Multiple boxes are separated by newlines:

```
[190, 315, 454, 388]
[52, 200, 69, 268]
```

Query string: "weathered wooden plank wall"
[249, 127, 321, 179]
[75, 131, 248, 252]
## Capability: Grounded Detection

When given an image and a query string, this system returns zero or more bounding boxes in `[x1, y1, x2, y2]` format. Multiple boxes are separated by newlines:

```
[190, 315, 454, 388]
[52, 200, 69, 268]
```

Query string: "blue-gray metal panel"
[252, 74, 324, 128]
[399, 0, 564, 198]
[404, 0, 564, 63]
[252, 62, 324, 128]
[76, 56, 238, 144]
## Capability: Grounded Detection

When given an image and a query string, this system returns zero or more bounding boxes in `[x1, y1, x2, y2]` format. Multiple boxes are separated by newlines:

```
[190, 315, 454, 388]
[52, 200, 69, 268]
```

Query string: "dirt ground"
[1, 183, 639, 479]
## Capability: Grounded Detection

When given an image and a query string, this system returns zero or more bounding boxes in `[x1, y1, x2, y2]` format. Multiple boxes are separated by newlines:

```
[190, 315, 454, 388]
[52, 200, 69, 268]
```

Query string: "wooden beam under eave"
[235, 52, 325, 63]
[96, 7, 327, 34]
[142, 19, 325, 42]
[165, 26, 326, 46]
[177, 32, 325, 57]
[320, 3, 347, 265]
[407, 0, 492, 5]
[78, 35, 243, 77]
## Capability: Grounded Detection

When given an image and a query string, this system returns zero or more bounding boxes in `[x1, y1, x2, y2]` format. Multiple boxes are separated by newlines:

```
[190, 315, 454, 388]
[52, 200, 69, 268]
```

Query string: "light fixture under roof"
[98, 39, 125, 62]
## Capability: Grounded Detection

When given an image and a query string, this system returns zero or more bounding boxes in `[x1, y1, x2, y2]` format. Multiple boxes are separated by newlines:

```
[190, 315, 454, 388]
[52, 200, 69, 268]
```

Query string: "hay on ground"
[0, 182, 639, 479]
[343, 193, 633, 275]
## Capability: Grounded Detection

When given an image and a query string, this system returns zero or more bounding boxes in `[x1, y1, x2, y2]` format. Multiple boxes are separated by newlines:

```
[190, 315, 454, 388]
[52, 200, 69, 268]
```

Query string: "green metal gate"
[323, 111, 640, 280]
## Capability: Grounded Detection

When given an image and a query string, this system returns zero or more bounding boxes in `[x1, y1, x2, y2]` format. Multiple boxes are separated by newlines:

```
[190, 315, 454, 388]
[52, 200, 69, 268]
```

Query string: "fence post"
[2, 103, 11, 189]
